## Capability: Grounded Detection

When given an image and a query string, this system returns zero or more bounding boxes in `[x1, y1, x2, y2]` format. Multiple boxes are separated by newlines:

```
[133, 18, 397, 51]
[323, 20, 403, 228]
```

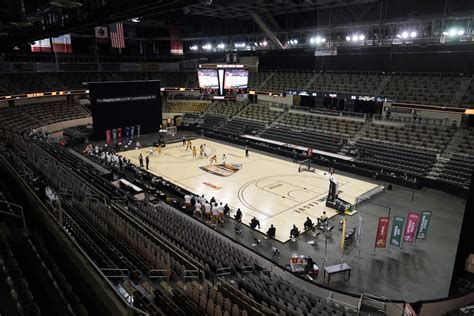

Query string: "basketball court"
[119, 138, 380, 242]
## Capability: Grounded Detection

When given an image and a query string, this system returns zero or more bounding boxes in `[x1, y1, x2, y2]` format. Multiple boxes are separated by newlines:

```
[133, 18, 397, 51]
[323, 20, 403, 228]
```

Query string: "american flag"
[110, 22, 125, 48]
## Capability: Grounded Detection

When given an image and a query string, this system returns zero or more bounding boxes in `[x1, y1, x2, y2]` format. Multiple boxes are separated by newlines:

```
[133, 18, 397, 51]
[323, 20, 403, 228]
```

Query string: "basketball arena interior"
[0, 0, 474, 315]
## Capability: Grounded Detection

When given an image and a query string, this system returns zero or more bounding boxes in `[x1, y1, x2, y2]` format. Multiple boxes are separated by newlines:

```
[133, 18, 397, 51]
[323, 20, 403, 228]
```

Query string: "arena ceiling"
[0, 0, 472, 49]
[183, 0, 379, 19]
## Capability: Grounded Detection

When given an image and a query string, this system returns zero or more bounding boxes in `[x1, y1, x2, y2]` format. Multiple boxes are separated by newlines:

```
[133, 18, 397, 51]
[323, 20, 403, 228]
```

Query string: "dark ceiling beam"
[250, 13, 285, 49]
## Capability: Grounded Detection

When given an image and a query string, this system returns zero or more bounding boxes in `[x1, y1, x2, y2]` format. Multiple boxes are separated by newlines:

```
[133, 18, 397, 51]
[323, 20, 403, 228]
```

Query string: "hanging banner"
[105, 129, 111, 144]
[390, 216, 405, 247]
[52, 34, 72, 53]
[403, 212, 420, 243]
[416, 211, 432, 240]
[340, 218, 346, 251]
[117, 127, 123, 140]
[375, 217, 390, 248]
[170, 26, 183, 55]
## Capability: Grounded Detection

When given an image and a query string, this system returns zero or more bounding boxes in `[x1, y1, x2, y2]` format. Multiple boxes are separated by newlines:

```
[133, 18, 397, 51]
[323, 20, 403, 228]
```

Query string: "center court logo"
[200, 163, 242, 177]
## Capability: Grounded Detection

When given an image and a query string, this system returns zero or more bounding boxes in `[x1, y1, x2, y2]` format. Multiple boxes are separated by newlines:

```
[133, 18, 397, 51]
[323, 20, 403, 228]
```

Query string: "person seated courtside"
[249, 217, 261, 229]
[289, 225, 300, 239]
[304, 217, 314, 230]
[317, 211, 328, 226]
[234, 208, 242, 222]
[266, 224, 276, 239]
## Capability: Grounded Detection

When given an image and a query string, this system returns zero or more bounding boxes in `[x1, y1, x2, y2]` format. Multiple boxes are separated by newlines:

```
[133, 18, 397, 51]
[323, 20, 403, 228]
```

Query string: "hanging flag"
[110, 22, 125, 48]
[416, 211, 432, 240]
[52, 34, 72, 53]
[389, 216, 404, 247]
[403, 212, 420, 243]
[340, 218, 346, 251]
[31, 38, 52, 52]
[375, 217, 390, 248]
[95, 26, 109, 43]
[170, 26, 183, 55]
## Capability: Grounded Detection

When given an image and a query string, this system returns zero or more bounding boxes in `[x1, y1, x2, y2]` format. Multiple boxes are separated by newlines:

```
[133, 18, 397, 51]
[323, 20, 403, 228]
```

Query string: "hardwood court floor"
[119, 139, 379, 242]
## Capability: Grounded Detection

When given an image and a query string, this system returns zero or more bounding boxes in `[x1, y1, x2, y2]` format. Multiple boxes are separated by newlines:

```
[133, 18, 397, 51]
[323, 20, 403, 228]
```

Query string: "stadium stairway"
[303, 73, 319, 91]
[257, 71, 275, 90]
[426, 156, 450, 179]
[453, 77, 472, 105]
[374, 75, 391, 95]
[339, 121, 371, 155]
[442, 128, 470, 158]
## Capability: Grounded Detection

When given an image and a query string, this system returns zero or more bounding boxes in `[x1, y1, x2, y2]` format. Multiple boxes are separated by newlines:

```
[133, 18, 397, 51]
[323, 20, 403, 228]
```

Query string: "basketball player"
[204, 201, 212, 222]
[186, 140, 192, 151]
[209, 154, 217, 164]
[194, 200, 202, 219]
[192, 146, 197, 158]
[156, 145, 161, 155]
[199, 145, 204, 158]
[182, 136, 186, 146]
[222, 154, 226, 165]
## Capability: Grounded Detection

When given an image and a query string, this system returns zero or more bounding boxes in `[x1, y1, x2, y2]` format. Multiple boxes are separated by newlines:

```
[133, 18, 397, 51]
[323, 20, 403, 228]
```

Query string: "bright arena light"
[359, 34, 365, 40]
[202, 43, 212, 50]
[402, 32, 408, 39]
[444, 28, 465, 37]
[410, 31, 417, 38]
[189, 45, 198, 51]
[351, 35, 358, 41]
[346, 36, 351, 41]
[217, 43, 225, 49]
[262, 41, 268, 46]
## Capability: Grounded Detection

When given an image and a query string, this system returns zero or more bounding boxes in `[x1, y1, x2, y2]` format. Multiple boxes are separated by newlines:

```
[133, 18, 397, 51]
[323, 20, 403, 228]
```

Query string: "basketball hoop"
[298, 159, 316, 173]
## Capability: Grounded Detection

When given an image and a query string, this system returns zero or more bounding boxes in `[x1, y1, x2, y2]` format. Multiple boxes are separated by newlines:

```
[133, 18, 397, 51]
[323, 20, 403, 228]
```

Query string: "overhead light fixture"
[410, 31, 417, 38]
[345, 36, 351, 41]
[49, 0, 83, 8]
[202, 43, 212, 50]
[189, 45, 198, 51]
[262, 41, 268, 46]
[443, 28, 465, 37]
[309, 36, 326, 45]
[359, 34, 365, 40]
[401, 32, 408, 39]
[217, 43, 226, 49]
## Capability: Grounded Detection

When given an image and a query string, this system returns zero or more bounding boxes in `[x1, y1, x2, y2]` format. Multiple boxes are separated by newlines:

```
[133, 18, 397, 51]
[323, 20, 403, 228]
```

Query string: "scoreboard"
[198, 64, 248, 96]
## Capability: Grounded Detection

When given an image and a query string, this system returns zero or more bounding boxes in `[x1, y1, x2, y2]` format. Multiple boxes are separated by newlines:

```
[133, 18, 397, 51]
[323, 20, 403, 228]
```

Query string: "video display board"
[88, 80, 162, 140]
